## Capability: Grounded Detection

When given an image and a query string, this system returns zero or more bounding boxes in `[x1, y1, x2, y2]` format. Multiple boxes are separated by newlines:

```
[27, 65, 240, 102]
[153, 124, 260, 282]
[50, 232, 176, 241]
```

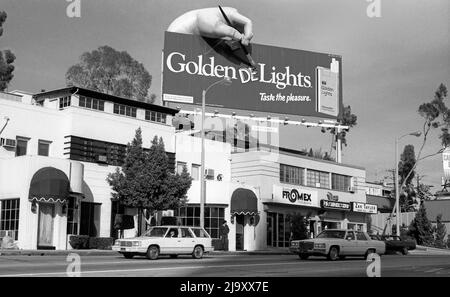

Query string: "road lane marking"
[424, 268, 444, 273]
[0, 261, 355, 277]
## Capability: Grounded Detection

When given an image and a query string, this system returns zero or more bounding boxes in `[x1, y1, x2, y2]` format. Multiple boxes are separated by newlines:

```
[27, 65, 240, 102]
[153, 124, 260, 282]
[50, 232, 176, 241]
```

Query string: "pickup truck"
[370, 234, 416, 255]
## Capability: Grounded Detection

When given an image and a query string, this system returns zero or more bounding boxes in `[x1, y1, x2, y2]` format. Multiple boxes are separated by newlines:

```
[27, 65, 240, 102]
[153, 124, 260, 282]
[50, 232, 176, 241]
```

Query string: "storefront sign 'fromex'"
[162, 32, 343, 119]
[272, 185, 319, 207]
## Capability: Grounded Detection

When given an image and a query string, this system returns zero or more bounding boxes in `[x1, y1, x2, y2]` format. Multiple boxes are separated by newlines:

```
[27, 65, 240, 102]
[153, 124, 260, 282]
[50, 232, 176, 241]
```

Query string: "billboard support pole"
[336, 127, 342, 163]
[200, 89, 206, 228]
[200, 77, 232, 229]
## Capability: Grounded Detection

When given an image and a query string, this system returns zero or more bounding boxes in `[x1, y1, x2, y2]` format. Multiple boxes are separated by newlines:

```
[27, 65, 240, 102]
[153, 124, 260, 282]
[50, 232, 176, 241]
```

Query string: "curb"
[0, 249, 293, 257]
[0, 250, 117, 256]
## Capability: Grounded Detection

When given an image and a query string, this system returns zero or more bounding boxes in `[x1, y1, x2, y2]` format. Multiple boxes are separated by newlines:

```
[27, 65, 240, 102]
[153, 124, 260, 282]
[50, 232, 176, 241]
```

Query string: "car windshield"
[316, 230, 346, 239]
[142, 227, 168, 237]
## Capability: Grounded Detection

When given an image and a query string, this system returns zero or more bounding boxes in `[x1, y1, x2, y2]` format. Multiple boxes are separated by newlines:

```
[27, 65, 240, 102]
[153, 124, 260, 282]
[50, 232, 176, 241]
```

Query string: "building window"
[67, 197, 79, 235]
[78, 96, 105, 111]
[64, 136, 176, 171]
[59, 96, 71, 109]
[191, 164, 200, 180]
[307, 169, 330, 188]
[332, 173, 352, 191]
[145, 110, 167, 124]
[113, 103, 136, 118]
[38, 140, 51, 156]
[280, 164, 304, 185]
[176, 162, 187, 174]
[15, 137, 28, 157]
[0, 199, 20, 240]
[175, 206, 224, 239]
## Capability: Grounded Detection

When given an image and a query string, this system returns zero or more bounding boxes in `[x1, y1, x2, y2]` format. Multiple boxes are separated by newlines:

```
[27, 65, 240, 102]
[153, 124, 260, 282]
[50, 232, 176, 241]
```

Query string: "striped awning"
[28, 167, 70, 204]
[231, 188, 258, 216]
[29, 197, 67, 204]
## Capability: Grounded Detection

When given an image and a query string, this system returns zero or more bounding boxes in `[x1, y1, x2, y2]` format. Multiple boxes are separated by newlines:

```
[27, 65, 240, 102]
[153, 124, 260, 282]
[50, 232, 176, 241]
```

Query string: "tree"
[407, 204, 434, 246]
[66, 45, 155, 103]
[398, 145, 417, 211]
[385, 84, 448, 232]
[288, 213, 308, 240]
[434, 214, 447, 249]
[303, 147, 335, 161]
[327, 105, 357, 153]
[107, 128, 192, 235]
[400, 84, 449, 189]
[0, 11, 16, 91]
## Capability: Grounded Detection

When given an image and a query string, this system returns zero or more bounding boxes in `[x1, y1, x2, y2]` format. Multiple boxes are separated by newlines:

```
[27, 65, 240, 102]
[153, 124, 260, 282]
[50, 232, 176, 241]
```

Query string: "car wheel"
[123, 253, 134, 259]
[299, 254, 309, 260]
[401, 247, 408, 255]
[146, 245, 159, 260]
[170, 254, 178, 259]
[327, 246, 339, 261]
[365, 249, 376, 259]
[192, 245, 204, 259]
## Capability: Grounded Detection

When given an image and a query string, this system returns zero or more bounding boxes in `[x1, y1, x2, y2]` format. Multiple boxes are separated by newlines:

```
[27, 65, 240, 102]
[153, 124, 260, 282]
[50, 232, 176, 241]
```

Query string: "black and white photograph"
[0, 0, 449, 289]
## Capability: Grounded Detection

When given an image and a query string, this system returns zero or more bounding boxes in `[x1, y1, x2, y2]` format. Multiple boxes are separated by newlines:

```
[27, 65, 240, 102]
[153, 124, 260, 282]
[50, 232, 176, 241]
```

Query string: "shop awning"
[231, 188, 258, 216]
[28, 167, 70, 204]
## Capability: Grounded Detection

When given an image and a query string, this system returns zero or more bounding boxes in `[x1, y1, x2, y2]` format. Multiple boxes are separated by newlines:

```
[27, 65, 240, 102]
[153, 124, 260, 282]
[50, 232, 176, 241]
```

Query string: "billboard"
[162, 31, 343, 119]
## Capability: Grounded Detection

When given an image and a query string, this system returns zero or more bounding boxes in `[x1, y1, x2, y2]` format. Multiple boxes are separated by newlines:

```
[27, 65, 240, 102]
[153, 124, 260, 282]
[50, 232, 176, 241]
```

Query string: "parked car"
[112, 225, 213, 260]
[369, 234, 416, 255]
[290, 229, 386, 261]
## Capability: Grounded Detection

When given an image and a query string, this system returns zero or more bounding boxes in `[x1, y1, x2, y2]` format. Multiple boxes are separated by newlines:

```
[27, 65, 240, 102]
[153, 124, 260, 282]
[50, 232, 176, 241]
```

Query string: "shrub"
[89, 237, 114, 250]
[407, 204, 434, 246]
[287, 213, 308, 241]
[434, 214, 447, 249]
[69, 235, 89, 249]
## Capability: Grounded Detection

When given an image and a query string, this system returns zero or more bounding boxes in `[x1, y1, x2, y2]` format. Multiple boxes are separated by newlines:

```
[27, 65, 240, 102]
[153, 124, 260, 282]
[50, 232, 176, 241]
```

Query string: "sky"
[1, 0, 449, 189]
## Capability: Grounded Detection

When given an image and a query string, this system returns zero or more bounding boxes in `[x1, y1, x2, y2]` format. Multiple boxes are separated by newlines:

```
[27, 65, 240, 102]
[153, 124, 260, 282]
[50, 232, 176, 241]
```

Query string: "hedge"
[69, 235, 113, 250]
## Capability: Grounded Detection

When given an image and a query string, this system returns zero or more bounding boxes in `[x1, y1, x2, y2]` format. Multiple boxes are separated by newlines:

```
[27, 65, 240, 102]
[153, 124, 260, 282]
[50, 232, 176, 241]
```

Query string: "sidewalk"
[408, 245, 450, 255]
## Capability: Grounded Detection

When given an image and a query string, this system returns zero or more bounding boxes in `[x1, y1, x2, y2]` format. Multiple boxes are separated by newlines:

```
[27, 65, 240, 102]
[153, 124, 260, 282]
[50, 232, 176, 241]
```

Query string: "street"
[1, 253, 450, 277]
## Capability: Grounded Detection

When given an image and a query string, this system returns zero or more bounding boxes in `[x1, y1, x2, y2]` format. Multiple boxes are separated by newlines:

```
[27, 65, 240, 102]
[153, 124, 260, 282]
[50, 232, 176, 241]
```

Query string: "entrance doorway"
[235, 215, 245, 251]
[37, 203, 55, 249]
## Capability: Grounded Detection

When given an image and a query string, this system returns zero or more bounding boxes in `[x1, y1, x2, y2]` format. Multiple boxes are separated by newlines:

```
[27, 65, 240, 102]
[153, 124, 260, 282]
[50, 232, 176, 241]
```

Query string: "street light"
[200, 77, 232, 228]
[395, 131, 421, 236]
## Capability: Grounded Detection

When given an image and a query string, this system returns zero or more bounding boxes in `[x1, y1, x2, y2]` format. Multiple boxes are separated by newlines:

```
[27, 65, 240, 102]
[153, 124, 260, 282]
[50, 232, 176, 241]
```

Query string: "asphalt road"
[1, 253, 450, 277]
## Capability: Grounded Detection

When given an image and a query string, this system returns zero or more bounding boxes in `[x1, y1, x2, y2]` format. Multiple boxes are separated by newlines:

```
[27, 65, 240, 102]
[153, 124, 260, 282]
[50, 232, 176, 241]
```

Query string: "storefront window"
[67, 197, 79, 235]
[321, 221, 341, 231]
[267, 212, 293, 248]
[175, 206, 225, 239]
[348, 223, 364, 231]
[0, 199, 20, 240]
[307, 169, 330, 188]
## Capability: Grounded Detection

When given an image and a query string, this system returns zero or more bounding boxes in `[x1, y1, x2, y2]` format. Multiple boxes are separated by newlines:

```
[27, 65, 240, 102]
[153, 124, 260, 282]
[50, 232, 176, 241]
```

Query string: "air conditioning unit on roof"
[0, 138, 16, 148]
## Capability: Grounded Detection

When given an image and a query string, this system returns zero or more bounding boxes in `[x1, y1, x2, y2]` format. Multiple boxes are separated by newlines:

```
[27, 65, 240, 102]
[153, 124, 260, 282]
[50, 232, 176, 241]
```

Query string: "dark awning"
[28, 167, 70, 204]
[231, 188, 258, 215]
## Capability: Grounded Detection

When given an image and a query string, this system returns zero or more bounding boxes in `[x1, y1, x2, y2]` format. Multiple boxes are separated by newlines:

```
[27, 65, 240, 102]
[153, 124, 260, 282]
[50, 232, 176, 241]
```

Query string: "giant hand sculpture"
[168, 7, 253, 46]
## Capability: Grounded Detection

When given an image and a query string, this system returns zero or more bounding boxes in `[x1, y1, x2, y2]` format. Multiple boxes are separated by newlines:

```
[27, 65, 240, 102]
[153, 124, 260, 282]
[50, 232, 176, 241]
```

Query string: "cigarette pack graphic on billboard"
[162, 32, 343, 119]
[316, 58, 339, 117]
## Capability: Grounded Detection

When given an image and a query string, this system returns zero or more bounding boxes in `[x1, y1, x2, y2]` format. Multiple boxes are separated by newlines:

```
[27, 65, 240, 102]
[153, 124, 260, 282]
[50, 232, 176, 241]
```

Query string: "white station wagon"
[112, 226, 213, 260]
